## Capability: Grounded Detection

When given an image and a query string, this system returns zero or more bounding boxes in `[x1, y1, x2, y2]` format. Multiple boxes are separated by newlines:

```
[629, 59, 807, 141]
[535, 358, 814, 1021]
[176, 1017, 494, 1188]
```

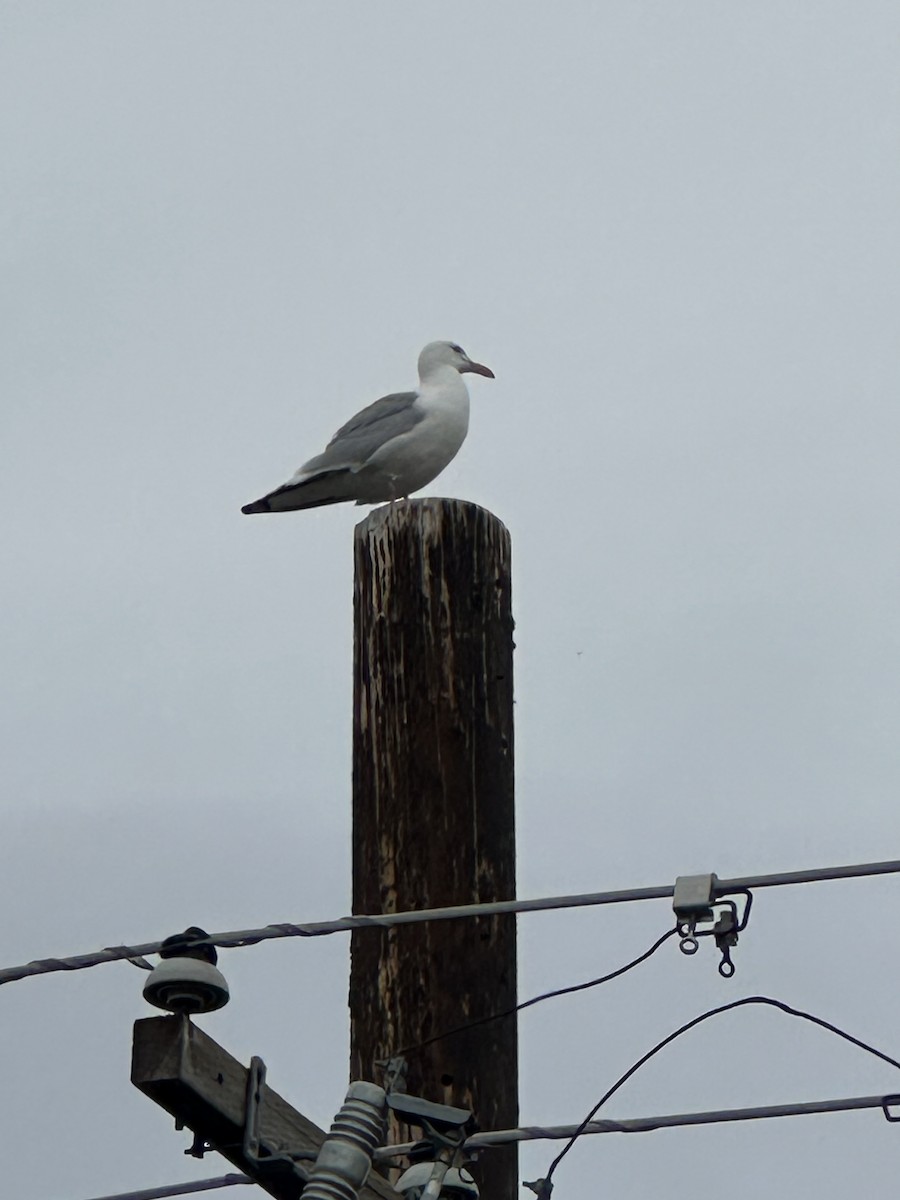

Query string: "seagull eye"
[450, 343, 464, 355]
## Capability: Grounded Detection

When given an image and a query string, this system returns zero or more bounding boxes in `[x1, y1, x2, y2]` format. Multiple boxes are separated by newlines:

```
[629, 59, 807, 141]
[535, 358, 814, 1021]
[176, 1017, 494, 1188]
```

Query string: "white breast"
[366, 369, 470, 497]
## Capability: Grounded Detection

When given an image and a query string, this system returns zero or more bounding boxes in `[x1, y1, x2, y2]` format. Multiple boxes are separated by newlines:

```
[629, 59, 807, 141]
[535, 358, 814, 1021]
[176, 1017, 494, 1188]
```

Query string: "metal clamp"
[243, 1056, 316, 1173]
[673, 874, 753, 977]
[388, 1095, 475, 1200]
[673, 874, 716, 955]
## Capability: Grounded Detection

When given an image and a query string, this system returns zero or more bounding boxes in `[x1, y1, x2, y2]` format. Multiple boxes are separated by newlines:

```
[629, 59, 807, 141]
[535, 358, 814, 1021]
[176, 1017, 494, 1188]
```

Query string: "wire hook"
[678, 922, 700, 956]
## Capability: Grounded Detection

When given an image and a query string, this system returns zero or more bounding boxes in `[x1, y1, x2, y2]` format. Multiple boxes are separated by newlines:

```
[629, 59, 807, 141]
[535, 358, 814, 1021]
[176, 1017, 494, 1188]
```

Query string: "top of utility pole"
[351, 498, 518, 1200]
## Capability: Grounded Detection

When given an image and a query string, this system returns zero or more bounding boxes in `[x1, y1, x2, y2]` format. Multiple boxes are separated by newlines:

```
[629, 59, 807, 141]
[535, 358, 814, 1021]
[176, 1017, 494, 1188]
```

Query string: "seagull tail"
[241, 469, 354, 515]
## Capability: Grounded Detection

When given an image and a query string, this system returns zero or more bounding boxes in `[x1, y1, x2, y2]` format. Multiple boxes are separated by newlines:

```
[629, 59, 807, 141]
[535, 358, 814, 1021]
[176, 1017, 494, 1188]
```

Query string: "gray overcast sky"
[3, 3, 900, 1197]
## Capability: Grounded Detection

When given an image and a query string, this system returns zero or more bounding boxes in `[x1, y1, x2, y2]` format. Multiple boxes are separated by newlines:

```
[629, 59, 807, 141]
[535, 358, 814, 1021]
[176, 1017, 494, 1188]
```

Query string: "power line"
[542, 994, 900, 1186]
[77, 1086, 900, 1200]
[80, 1175, 252, 1200]
[3, 857, 899, 988]
[391, 926, 678, 1058]
[374, 1091, 900, 1156]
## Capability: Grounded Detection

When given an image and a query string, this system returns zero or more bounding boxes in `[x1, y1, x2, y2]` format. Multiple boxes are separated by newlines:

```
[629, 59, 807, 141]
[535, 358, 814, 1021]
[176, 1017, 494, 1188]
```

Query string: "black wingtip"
[241, 499, 270, 515]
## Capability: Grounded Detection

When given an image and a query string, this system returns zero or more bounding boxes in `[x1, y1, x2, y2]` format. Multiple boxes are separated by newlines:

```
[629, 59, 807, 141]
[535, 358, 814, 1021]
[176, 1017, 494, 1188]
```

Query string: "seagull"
[241, 341, 494, 514]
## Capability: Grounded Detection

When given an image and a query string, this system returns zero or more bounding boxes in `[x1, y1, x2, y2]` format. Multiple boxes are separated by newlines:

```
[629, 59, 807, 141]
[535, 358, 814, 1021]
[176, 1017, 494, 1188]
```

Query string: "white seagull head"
[417, 340, 495, 381]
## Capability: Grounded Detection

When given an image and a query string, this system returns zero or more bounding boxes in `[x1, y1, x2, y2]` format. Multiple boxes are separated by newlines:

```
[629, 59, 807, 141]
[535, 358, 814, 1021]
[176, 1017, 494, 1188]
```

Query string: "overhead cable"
[74, 1085, 900, 1200]
[79, 1174, 251, 1200]
[3, 857, 899, 988]
[374, 1091, 900, 1158]
[73, 1086, 900, 1200]
[542, 994, 900, 1186]
[391, 926, 678, 1058]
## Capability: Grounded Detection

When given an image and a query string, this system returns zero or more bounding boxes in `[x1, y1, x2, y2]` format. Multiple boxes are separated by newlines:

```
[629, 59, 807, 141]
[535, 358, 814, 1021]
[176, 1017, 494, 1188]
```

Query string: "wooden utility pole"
[350, 499, 518, 1200]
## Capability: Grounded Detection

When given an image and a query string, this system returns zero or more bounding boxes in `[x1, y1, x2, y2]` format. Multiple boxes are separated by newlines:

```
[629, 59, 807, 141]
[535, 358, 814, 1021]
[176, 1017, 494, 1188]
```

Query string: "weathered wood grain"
[132, 1015, 394, 1200]
[351, 499, 518, 1200]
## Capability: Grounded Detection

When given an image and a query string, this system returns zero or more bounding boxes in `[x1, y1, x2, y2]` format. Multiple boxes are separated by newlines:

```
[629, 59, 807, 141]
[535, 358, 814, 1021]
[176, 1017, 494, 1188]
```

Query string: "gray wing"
[300, 391, 422, 473]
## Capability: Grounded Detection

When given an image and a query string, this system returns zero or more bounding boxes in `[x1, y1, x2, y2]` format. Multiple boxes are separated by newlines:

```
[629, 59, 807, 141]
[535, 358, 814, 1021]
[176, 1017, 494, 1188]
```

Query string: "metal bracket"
[178, 1054, 315, 1170]
[380, 1054, 409, 1096]
[183, 1130, 213, 1159]
[242, 1056, 316, 1173]
[243, 1055, 266, 1162]
[388, 1095, 474, 1200]
[881, 1095, 900, 1122]
[387, 1094, 474, 1141]
[673, 874, 753, 976]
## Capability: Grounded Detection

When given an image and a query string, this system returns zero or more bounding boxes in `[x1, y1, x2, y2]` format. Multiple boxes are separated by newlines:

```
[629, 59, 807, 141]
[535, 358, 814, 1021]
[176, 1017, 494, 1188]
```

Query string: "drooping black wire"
[391, 926, 679, 1059]
[542, 995, 900, 1187]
